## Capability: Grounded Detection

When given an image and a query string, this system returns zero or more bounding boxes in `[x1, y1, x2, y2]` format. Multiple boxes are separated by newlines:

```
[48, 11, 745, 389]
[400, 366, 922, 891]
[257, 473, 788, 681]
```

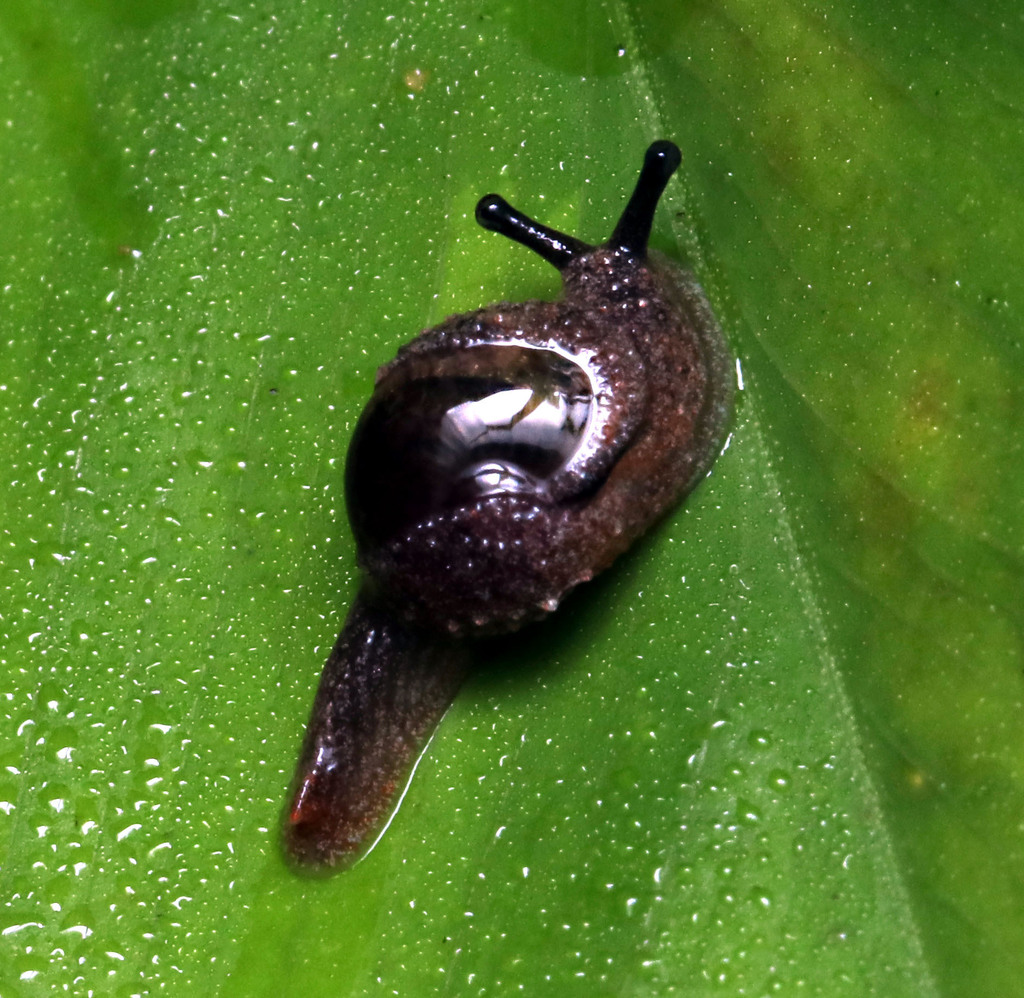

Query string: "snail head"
[475, 140, 683, 272]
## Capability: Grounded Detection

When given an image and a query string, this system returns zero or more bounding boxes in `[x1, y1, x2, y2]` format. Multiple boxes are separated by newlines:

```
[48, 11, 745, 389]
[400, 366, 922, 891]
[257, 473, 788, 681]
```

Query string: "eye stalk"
[475, 140, 683, 269]
[475, 194, 592, 270]
[609, 140, 682, 257]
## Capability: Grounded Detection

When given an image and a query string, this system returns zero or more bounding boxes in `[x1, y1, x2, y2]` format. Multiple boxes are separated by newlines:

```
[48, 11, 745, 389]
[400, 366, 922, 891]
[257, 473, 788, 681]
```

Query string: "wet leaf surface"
[1, 1, 1021, 994]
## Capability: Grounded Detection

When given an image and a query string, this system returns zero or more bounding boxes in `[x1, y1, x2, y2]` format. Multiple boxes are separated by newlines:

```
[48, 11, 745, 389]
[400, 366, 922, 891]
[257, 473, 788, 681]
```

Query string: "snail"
[285, 140, 733, 868]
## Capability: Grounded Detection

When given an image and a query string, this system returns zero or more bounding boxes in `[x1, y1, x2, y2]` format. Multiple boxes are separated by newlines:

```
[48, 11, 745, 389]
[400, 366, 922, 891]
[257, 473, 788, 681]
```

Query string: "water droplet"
[723, 759, 745, 778]
[50, 726, 79, 760]
[135, 548, 160, 568]
[224, 451, 249, 474]
[747, 729, 772, 751]
[59, 903, 95, 939]
[186, 446, 215, 469]
[73, 794, 101, 832]
[737, 799, 761, 825]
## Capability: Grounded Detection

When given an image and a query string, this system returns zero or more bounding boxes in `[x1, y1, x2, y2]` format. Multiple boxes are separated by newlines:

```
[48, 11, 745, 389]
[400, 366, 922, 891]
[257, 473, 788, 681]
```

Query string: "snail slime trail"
[285, 141, 733, 868]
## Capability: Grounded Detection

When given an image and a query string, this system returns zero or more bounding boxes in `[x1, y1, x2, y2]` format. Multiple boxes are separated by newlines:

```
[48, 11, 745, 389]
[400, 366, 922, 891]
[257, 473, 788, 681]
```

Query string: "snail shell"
[285, 141, 733, 867]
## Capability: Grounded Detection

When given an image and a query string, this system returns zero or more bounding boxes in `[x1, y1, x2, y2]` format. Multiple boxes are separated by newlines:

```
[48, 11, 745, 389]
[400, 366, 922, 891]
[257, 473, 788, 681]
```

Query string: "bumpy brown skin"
[285, 148, 733, 869]
[286, 595, 468, 866]
[362, 247, 732, 635]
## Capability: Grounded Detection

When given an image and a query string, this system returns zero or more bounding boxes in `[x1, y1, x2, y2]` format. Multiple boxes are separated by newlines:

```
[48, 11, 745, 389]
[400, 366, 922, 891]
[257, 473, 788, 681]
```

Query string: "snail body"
[286, 141, 733, 867]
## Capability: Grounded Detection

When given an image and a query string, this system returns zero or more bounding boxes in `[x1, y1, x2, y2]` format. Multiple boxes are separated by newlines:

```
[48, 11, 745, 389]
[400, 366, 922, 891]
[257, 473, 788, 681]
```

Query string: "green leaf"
[1, 0, 1021, 995]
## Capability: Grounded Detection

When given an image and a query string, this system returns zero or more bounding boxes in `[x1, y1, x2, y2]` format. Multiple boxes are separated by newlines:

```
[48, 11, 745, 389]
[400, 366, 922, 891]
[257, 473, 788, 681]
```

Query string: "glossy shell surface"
[347, 244, 732, 634]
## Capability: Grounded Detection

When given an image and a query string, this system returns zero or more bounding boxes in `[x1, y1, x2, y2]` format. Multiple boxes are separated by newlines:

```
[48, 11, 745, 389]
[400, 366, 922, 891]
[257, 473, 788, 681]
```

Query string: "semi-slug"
[285, 141, 733, 867]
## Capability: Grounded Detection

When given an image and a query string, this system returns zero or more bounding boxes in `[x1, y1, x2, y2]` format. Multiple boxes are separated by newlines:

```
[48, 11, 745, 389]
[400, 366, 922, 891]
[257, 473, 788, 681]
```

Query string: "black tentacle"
[476, 194, 593, 271]
[608, 140, 682, 258]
